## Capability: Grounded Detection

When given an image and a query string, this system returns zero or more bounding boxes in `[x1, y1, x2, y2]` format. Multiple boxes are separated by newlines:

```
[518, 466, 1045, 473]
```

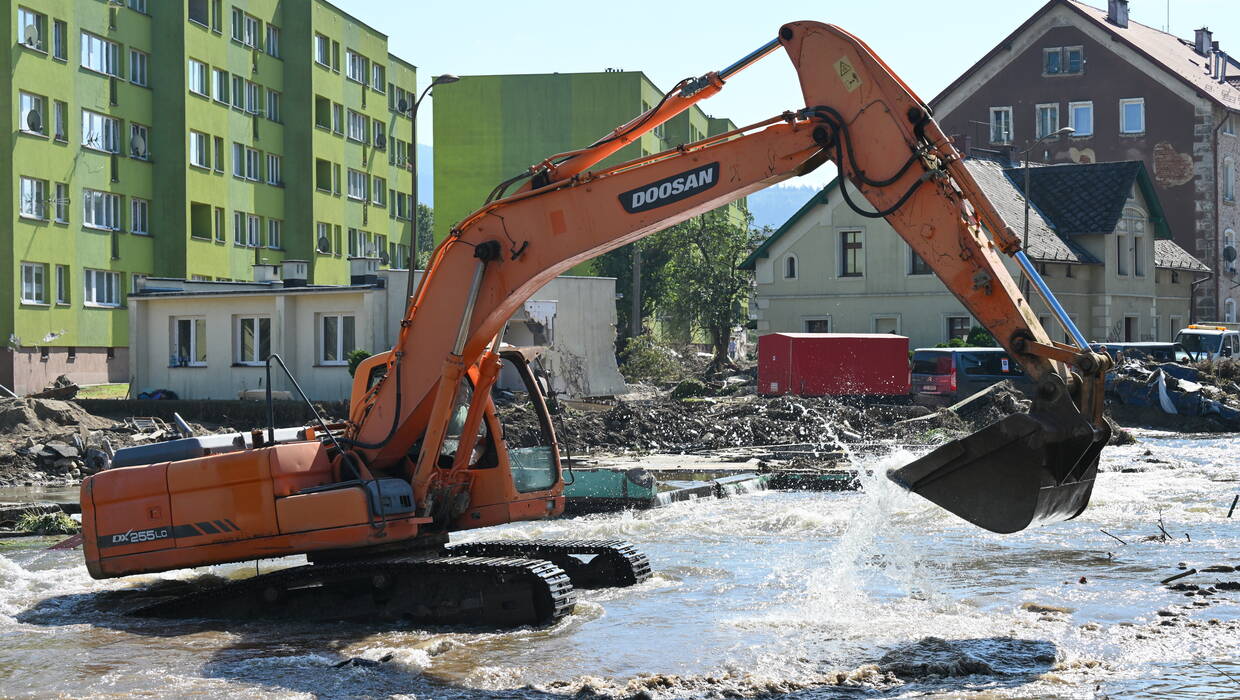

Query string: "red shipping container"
[758, 333, 910, 396]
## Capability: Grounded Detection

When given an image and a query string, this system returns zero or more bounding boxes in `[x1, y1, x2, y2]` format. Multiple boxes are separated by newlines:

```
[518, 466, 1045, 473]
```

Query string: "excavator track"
[446, 539, 652, 589]
[132, 555, 575, 628]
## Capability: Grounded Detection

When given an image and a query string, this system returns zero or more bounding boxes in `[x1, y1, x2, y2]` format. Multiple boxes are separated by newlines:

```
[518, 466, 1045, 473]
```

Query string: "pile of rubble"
[1105, 357, 1240, 432]
[0, 398, 124, 486]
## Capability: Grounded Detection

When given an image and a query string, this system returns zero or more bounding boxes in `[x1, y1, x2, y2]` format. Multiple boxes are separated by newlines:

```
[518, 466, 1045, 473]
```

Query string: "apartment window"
[53, 101, 67, 141]
[131, 198, 150, 235]
[392, 138, 409, 167]
[55, 265, 69, 305]
[347, 169, 368, 200]
[395, 192, 412, 220]
[188, 0, 208, 26]
[315, 159, 332, 191]
[245, 80, 261, 114]
[989, 107, 1012, 144]
[213, 68, 229, 103]
[1123, 207, 1146, 277]
[346, 110, 369, 143]
[332, 103, 343, 134]
[188, 202, 210, 239]
[1069, 101, 1093, 137]
[81, 32, 120, 76]
[233, 211, 245, 244]
[316, 222, 331, 253]
[332, 40, 340, 70]
[234, 316, 271, 365]
[840, 230, 864, 277]
[81, 110, 119, 152]
[391, 86, 411, 114]
[372, 63, 386, 92]
[84, 269, 121, 307]
[17, 8, 46, 51]
[1225, 115, 1237, 137]
[188, 58, 209, 96]
[1043, 46, 1083, 75]
[129, 123, 149, 159]
[1120, 98, 1145, 134]
[314, 34, 330, 66]
[267, 90, 281, 122]
[347, 227, 359, 257]
[213, 136, 224, 172]
[783, 255, 797, 279]
[54, 183, 68, 222]
[128, 0, 148, 13]
[21, 263, 47, 304]
[52, 19, 66, 60]
[1035, 103, 1059, 139]
[232, 143, 259, 180]
[266, 25, 280, 58]
[267, 219, 282, 249]
[266, 153, 282, 185]
[189, 130, 211, 169]
[1116, 228, 1129, 276]
[231, 8, 259, 48]
[333, 164, 341, 194]
[19, 92, 46, 136]
[947, 316, 971, 341]
[226, 75, 241, 110]
[1223, 158, 1235, 202]
[314, 96, 331, 128]
[210, 0, 222, 31]
[213, 206, 225, 241]
[373, 121, 386, 149]
[248, 214, 261, 247]
[318, 314, 356, 365]
[172, 318, 207, 366]
[346, 50, 367, 83]
[804, 319, 830, 333]
[19, 177, 47, 220]
[909, 249, 932, 275]
[373, 177, 387, 206]
[129, 49, 149, 87]
[82, 190, 120, 230]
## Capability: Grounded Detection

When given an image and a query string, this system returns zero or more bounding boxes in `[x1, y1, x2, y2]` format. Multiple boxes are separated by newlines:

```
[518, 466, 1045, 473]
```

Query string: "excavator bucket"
[888, 378, 1109, 534]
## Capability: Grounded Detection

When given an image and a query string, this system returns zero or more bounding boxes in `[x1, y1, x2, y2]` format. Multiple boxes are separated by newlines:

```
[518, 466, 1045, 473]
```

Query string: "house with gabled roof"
[740, 157, 1207, 349]
[929, 0, 1240, 322]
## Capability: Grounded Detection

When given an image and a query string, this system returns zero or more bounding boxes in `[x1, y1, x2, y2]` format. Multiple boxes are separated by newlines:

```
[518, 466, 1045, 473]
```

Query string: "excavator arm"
[347, 21, 1111, 534]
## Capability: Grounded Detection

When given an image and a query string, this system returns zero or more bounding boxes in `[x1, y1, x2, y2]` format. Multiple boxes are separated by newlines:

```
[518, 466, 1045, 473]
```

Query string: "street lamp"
[1019, 126, 1074, 294]
[400, 73, 459, 309]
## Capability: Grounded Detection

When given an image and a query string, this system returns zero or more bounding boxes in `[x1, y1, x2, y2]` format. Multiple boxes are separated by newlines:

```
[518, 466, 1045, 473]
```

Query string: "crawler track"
[133, 555, 575, 628]
[447, 539, 652, 589]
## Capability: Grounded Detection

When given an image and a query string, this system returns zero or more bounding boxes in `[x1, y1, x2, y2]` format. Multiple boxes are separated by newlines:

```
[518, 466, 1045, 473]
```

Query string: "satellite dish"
[130, 132, 147, 156]
[1225, 245, 1238, 263]
[23, 24, 39, 46]
[374, 134, 386, 148]
[397, 98, 410, 113]
[317, 236, 331, 252]
[26, 109, 42, 133]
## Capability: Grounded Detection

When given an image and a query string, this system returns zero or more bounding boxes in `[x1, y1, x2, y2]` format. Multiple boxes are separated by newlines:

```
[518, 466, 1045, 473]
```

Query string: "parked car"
[1090, 342, 1188, 363]
[1174, 325, 1240, 361]
[910, 347, 1034, 406]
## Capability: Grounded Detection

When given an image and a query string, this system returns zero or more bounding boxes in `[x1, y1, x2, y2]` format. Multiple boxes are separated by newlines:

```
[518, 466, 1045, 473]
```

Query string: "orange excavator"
[81, 21, 1111, 627]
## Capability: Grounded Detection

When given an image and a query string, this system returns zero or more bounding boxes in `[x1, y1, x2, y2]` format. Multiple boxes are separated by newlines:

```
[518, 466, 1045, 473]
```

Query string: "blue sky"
[338, 0, 1238, 187]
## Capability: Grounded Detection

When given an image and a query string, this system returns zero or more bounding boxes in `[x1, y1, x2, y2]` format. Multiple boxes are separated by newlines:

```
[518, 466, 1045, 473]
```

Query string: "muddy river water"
[1, 431, 1238, 698]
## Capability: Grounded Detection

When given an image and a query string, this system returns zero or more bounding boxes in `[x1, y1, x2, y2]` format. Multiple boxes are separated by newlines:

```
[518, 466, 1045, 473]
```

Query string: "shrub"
[619, 334, 683, 384]
[346, 349, 372, 377]
[15, 511, 80, 535]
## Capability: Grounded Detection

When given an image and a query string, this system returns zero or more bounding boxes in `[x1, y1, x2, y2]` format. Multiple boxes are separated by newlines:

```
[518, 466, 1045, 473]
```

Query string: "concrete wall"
[751, 181, 1195, 349]
[129, 270, 626, 401]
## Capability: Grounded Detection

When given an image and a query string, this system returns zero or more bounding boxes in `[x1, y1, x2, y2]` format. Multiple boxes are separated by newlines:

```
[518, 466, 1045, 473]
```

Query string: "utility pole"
[630, 244, 642, 338]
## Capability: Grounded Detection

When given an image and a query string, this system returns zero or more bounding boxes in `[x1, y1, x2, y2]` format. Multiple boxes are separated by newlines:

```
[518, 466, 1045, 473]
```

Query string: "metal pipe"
[1015, 251, 1090, 349]
[718, 37, 782, 81]
[453, 260, 487, 356]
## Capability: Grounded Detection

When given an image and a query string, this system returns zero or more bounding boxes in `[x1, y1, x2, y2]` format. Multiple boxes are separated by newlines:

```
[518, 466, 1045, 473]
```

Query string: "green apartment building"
[3, 0, 416, 394]
[432, 71, 744, 275]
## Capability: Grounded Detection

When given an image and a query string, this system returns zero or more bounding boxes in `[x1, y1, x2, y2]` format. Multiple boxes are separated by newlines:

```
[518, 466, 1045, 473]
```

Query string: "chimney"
[282, 260, 308, 288]
[251, 263, 280, 283]
[1107, 0, 1129, 28]
[1195, 27, 1213, 56]
[349, 256, 380, 286]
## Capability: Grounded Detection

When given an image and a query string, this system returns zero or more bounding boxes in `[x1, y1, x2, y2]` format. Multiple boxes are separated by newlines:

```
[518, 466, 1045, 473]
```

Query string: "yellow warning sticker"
[835, 57, 862, 93]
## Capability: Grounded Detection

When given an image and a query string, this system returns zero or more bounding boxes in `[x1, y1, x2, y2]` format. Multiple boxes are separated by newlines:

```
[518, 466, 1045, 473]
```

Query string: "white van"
[1174, 325, 1240, 361]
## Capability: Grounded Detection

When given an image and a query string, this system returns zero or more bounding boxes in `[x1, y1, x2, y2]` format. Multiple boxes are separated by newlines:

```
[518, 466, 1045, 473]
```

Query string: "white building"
[128, 259, 627, 401]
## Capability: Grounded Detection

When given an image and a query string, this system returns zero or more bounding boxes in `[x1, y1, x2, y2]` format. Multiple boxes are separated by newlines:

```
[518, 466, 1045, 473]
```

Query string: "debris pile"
[0, 397, 121, 486]
[1105, 358, 1240, 432]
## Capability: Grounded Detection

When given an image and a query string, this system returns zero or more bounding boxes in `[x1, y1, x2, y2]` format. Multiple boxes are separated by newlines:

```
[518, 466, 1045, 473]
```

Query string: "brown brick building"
[930, 0, 1240, 323]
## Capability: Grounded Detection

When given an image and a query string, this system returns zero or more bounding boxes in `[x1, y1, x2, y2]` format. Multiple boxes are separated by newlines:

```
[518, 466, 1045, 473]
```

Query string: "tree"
[414, 203, 435, 269]
[595, 235, 677, 345]
[659, 210, 763, 369]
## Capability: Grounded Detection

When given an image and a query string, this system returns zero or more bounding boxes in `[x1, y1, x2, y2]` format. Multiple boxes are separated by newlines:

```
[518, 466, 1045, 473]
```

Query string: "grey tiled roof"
[962, 158, 1099, 264]
[1154, 239, 1211, 272]
[1005, 161, 1144, 236]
